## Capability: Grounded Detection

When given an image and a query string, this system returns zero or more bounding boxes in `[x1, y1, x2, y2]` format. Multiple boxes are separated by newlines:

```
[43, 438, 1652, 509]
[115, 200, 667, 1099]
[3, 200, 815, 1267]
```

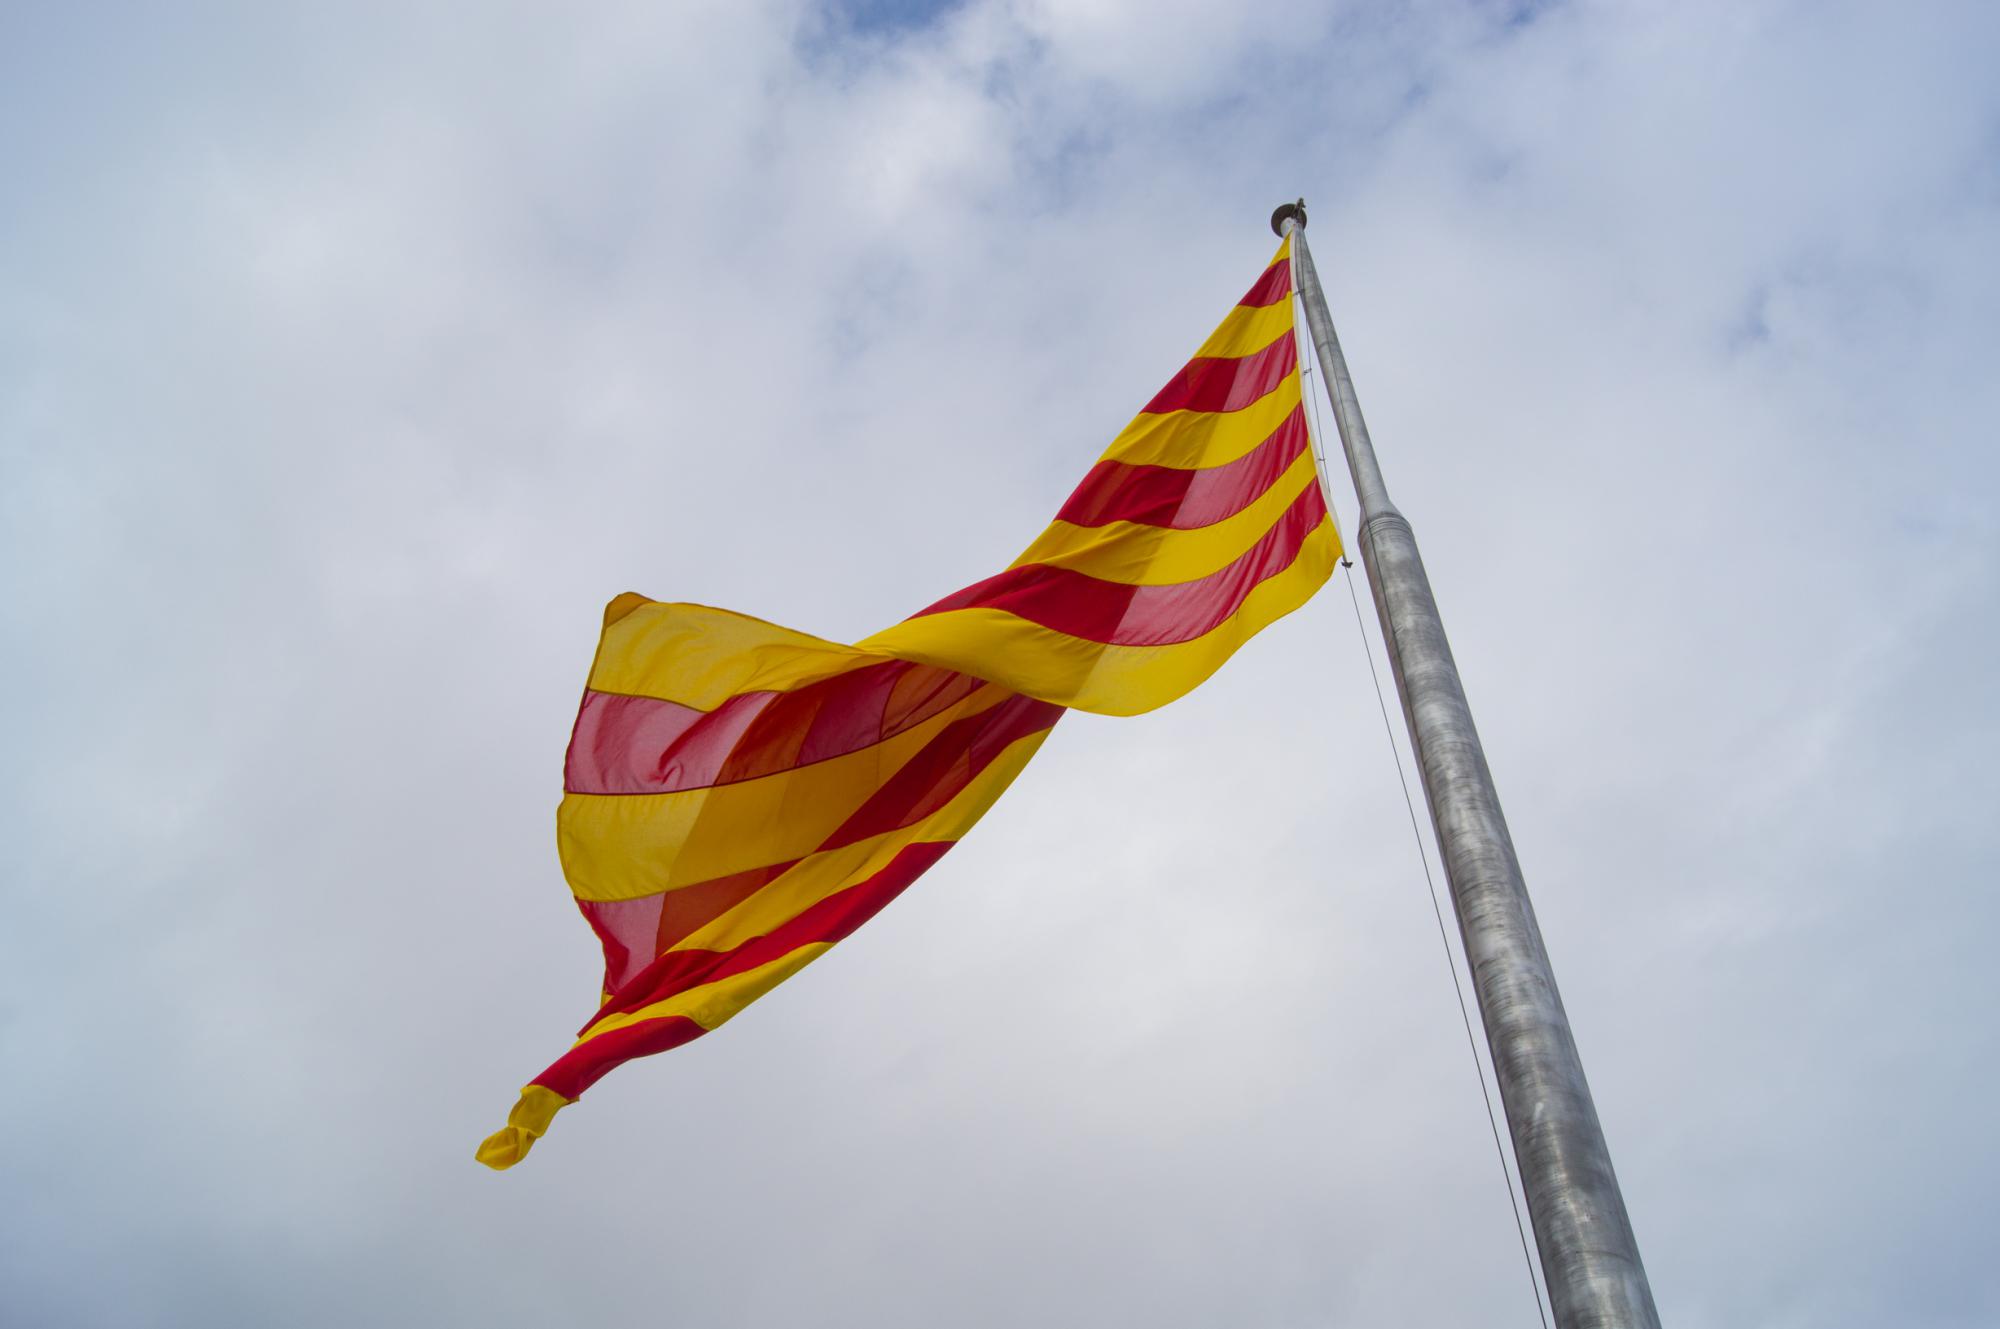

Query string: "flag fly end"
[475, 1085, 571, 1171]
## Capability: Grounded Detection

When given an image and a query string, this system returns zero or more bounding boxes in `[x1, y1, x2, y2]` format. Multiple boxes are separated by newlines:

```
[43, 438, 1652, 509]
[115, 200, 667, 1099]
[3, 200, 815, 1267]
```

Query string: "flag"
[478, 235, 1338, 1168]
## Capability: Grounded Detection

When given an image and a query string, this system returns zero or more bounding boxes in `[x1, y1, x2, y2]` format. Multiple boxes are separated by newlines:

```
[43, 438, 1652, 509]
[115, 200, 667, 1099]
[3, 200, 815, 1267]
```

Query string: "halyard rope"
[1296, 304, 1552, 1329]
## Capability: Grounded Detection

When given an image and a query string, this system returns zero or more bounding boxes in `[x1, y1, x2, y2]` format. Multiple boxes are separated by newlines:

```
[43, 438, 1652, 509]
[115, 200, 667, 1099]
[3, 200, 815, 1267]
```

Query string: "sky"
[3, 1, 1997, 1325]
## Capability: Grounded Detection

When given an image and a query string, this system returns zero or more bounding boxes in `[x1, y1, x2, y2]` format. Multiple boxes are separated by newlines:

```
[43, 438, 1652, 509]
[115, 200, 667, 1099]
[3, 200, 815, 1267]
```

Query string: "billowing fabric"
[479, 237, 1339, 1168]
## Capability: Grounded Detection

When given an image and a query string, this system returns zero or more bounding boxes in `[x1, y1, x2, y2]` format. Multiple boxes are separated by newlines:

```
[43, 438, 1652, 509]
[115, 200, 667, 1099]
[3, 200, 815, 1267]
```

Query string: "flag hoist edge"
[479, 236, 1338, 1168]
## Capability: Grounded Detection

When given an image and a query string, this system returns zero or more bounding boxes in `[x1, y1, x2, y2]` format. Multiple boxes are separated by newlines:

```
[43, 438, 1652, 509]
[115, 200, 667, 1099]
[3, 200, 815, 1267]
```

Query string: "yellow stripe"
[665, 724, 1053, 954]
[1191, 296, 1296, 361]
[1099, 372, 1301, 469]
[1006, 449, 1319, 585]
[558, 684, 1008, 901]
[580, 945, 834, 1041]
[590, 600, 880, 708]
[861, 518, 1340, 716]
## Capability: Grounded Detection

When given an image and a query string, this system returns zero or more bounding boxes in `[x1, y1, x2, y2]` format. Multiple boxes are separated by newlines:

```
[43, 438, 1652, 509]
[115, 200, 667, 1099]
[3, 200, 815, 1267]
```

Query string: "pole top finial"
[1270, 199, 1307, 236]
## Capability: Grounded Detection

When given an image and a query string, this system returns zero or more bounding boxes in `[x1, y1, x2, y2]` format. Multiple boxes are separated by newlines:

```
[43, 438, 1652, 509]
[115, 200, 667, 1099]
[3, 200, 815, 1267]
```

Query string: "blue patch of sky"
[1724, 284, 1774, 355]
[1498, 0, 1562, 31]
[826, 0, 969, 39]
[793, 0, 971, 80]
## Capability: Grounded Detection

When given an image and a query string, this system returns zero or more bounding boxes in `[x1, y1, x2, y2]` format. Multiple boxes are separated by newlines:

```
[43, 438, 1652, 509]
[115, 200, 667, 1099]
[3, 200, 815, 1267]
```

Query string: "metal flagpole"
[1273, 201, 1662, 1329]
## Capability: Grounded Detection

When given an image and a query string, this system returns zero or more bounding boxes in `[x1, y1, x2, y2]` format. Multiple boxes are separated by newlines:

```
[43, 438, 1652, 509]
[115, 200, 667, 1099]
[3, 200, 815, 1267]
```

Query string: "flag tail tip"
[475, 1085, 571, 1171]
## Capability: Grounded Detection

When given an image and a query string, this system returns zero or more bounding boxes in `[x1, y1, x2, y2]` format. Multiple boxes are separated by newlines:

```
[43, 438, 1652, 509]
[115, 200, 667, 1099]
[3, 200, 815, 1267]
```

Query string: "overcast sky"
[4, 2, 1997, 1325]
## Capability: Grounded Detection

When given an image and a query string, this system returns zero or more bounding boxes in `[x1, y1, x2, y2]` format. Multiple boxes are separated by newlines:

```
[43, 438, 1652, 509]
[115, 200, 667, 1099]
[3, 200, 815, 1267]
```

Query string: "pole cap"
[1270, 199, 1307, 236]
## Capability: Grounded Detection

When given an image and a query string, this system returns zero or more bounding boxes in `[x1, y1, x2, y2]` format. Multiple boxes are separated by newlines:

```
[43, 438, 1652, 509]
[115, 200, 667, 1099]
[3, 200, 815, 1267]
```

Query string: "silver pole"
[1273, 200, 1661, 1329]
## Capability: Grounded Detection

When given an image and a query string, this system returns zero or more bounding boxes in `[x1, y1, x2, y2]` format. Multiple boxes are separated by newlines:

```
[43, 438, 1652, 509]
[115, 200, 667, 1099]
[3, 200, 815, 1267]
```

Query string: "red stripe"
[566, 661, 986, 796]
[718, 662, 967, 786]
[532, 1015, 708, 1100]
[1238, 258, 1292, 308]
[1055, 405, 1309, 529]
[576, 892, 664, 992]
[566, 689, 771, 795]
[1143, 331, 1295, 415]
[581, 841, 958, 1035]
[818, 693, 1064, 851]
[575, 859, 807, 992]
[915, 484, 1327, 647]
[652, 860, 800, 952]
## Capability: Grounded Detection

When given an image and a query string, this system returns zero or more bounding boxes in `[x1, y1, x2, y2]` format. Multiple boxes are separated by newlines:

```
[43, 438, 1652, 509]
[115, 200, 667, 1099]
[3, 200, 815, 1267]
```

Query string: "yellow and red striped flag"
[478, 236, 1339, 1168]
